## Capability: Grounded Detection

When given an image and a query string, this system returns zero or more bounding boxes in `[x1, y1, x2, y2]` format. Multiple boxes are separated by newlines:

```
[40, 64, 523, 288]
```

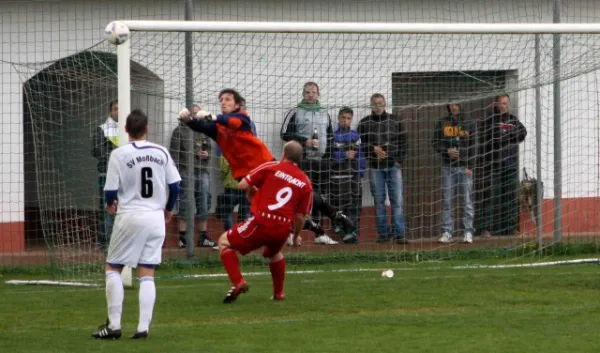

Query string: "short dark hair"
[125, 109, 148, 138]
[446, 104, 460, 114]
[218, 89, 243, 105]
[303, 81, 320, 94]
[370, 93, 385, 103]
[495, 94, 510, 102]
[338, 106, 354, 116]
[109, 100, 118, 111]
[283, 141, 303, 165]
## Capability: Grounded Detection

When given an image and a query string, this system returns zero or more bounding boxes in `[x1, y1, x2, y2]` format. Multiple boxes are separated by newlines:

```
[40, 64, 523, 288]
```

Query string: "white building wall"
[2, 0, 600, 223]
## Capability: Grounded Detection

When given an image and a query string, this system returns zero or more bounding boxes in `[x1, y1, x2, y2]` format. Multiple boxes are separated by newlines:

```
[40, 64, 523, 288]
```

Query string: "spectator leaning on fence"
[169, 104, 217, 249]
[431, 103, 478, 244]
[358, 93, 409, 244]
[91, 99, 119, 252]
[329, 106, 365, 244]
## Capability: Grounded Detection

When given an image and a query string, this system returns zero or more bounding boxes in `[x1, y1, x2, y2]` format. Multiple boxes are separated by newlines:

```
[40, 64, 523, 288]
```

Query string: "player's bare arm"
[164, 183, 179, 224]
[106, 200, 118, 215]
[292, 213, 305, 246]
[103, 154, 120, 216]
[237, 177, 258, 201]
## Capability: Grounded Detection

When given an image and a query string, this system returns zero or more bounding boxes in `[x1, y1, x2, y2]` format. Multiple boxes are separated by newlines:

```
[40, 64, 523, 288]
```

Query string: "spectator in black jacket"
[432, 104, 477, 244]
[91, 100, 119, 252]
[358, 93, 409, 244]
[478, 95, 527, 236]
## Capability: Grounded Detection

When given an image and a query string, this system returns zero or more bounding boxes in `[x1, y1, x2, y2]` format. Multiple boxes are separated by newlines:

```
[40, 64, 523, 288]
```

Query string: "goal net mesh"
[12, 28, 600, 280]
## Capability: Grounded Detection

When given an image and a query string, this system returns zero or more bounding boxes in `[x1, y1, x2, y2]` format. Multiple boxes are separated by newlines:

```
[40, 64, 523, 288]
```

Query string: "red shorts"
[227, 216, 290, 257]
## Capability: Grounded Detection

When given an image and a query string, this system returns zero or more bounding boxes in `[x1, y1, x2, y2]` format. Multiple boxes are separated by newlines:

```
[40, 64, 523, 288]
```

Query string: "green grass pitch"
[1, 260, 600, 353]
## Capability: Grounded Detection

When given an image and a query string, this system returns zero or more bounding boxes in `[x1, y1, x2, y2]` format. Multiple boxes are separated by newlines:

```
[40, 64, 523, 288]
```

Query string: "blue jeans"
[441, 166, 475, 234]
[369, 165, 405, 239]
[98, 175, 114, 252]
[178, 171, 211, 222]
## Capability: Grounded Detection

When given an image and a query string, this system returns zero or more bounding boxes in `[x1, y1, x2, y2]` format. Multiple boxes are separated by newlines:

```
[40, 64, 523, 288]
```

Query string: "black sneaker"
[394, 237, 409, 244]
[92, 320, 122, 340]
[304, 218, 325, 236]
[333, 211, 354, 233]
[131, 331, 148, 339]
[376, 237, 390, 243]
[223, 281, 249, 304]
[178, 233, 187, 249]
[198, 233, 216, 248]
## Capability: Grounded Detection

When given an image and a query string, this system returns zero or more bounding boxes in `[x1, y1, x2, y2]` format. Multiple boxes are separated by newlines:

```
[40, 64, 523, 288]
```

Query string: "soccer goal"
[10, 20, 600, 286]
[111, 20, 600, 262]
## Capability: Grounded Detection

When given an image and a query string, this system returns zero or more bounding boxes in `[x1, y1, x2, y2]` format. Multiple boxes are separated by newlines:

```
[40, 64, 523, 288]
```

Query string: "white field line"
[3, 257, 598, 293]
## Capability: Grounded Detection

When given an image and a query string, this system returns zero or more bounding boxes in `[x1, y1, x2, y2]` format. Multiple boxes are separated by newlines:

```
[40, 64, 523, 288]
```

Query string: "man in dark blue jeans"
[358, 94, 409, 244]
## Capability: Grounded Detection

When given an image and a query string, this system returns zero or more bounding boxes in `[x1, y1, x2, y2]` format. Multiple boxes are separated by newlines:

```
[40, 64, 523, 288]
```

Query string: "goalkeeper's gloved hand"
[178, 108, 191, 121]
[195, 110, 214, 120]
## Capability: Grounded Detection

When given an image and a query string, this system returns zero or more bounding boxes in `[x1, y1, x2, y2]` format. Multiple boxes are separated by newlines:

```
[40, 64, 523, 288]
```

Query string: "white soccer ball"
[381, 269, 394, 278]
[104, 21, 130, 45]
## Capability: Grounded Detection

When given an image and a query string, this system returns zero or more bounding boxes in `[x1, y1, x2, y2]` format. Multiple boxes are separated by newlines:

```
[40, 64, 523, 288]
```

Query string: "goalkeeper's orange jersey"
[185, 111, 275, 180]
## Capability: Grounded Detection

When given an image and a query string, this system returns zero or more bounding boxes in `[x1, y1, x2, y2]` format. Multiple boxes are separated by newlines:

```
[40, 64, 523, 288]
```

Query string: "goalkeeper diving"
[178, 89, 353, 243]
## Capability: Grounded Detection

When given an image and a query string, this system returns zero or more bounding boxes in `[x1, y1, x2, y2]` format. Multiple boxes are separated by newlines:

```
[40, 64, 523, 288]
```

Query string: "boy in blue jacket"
[330, 107, 365, 243]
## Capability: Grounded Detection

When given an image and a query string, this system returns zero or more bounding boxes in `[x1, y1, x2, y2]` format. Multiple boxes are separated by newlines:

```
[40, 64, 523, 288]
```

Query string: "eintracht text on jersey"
[274, 170, 307, 189]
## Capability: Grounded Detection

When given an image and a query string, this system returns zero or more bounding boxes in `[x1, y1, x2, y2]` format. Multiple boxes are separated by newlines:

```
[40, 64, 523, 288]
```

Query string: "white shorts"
[106, 210, 165, 268]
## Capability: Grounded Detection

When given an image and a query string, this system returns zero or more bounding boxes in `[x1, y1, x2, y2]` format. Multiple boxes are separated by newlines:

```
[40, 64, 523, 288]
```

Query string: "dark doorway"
[391, 70, 518, 239]
[22, 51, 164, 251]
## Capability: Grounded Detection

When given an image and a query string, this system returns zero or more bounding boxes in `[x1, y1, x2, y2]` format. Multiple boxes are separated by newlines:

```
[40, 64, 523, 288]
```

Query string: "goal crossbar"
[117, 20, 600, 34]
[113, 20, 600, 143]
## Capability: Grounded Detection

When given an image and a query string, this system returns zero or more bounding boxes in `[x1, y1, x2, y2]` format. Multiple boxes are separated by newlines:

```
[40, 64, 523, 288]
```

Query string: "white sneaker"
[314, 235, 338, 245]
[438, 232, 452, 243]
[287, 233, 294, 246]
[463, 232, 473, 244]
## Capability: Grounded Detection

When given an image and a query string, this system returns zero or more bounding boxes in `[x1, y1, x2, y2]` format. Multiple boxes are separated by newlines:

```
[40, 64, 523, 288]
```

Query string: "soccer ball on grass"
[104, 21, 130, 45]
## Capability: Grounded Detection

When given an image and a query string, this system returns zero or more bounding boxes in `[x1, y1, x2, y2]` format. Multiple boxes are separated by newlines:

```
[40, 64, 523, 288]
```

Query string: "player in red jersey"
[218, 141, 312, 303]
[178, 89, 353, 240]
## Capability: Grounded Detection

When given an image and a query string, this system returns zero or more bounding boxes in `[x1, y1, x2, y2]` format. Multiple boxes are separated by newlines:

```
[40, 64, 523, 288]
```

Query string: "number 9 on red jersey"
[244, 161, 313, 226]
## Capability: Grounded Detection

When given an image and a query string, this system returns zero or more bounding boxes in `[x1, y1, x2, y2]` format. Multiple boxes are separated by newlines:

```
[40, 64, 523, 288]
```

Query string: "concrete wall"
[2, 0, 600, 224]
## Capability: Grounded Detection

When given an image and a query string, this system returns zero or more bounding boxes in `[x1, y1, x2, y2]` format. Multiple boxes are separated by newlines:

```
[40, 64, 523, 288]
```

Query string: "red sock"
[220, 248, 244, 284]
[269, 258, 286, 296]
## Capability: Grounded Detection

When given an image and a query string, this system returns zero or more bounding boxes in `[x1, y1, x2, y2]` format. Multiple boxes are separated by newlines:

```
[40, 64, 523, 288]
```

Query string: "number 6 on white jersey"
[268, 186, 293, 211]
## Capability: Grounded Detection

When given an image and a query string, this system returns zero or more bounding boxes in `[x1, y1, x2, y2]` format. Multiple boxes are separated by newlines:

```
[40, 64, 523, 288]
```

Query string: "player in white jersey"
[92, 109, 181, 340]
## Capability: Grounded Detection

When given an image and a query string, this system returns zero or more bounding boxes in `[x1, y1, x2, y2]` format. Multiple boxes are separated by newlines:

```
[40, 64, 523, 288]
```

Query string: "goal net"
[11, 22, 600, 282]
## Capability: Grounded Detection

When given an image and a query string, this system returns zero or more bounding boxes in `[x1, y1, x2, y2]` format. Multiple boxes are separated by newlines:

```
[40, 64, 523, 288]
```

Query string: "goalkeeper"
[178, 89, 353, 239]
